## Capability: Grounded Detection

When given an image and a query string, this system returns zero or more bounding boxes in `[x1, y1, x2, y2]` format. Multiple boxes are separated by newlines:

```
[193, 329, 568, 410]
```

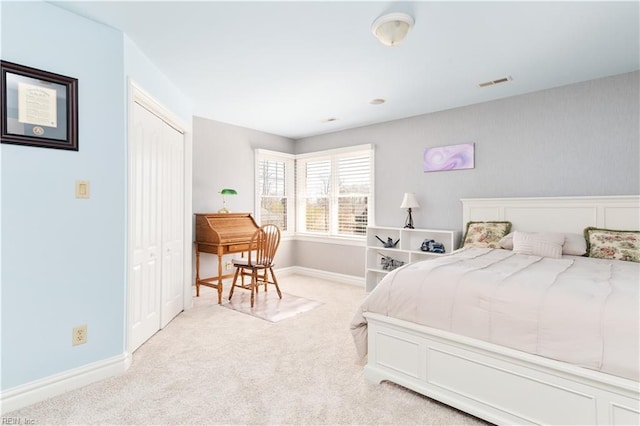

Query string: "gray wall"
[297, 71, 639, 230]
[192, 117, 296, 277]
[294, 241, 365, 277]
[193, 71, 639, 279]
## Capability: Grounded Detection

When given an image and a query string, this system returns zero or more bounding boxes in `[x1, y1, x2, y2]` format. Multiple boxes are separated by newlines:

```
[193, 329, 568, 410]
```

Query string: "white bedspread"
[351, 247, 640, 381]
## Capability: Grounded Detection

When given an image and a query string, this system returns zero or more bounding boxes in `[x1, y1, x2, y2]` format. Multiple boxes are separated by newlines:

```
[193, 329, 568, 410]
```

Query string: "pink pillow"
[512, 231, 565, 259]
[499, 232, 587, 256]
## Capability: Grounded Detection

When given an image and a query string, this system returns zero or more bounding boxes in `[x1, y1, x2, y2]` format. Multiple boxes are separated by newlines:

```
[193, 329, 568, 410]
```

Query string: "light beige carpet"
[222, 290, 322, 322]
[5, 275, 489, 425]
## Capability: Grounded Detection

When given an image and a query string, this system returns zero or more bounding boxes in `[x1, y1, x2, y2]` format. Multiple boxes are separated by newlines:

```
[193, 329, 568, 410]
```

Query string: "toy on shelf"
[420, 239, 445, 254]
[375, 235, 400, 248]
[379, 253, 405, 271]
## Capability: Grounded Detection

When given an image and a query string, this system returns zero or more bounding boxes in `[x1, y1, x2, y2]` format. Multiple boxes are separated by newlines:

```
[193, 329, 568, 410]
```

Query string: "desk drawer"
[229, 243, 256, 252]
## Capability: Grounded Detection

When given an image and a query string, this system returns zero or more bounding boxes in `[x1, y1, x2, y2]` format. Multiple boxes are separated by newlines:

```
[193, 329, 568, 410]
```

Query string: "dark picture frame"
[1, 61, 78, 151]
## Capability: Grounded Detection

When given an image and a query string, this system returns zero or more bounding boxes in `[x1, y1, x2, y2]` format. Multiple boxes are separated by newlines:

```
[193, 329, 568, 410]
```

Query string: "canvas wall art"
[423, 142, 474, 172]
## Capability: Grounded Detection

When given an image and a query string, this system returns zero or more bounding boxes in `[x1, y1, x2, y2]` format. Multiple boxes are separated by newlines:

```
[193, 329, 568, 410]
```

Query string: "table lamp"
[218, 188, 237, 213]
[400, 192, 419, 229]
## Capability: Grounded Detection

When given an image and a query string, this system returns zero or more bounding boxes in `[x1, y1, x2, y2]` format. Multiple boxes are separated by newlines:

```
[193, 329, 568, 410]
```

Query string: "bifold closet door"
[130, 101, 184, 352]
[159, 115, 185, 328]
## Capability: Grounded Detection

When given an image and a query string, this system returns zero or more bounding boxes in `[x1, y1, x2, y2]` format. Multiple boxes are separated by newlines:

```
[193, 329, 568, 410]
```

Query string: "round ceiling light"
[369, 98, 386, 105]
[371, 12, 415, 47]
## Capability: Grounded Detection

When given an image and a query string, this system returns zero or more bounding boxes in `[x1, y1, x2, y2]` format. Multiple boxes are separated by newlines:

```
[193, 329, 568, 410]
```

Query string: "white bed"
[353, 195, 640, 425]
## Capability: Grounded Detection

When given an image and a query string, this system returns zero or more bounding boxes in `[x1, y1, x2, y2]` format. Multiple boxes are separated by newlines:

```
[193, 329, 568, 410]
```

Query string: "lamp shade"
[218, 188, 237, 213]
[400, 192, 420, 209]
[371, 13, 415, 47]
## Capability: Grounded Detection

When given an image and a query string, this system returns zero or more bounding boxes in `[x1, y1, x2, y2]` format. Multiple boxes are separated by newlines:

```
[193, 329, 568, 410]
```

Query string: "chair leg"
[250, 269, 258, 308]
[229, 267, 240, 300]
[270, 267, 282, 299]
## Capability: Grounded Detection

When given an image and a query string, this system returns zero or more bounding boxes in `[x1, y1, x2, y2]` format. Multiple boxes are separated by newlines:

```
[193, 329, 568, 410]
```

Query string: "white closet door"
[160, 119, 185, 328]
[130, 101, 184, 351]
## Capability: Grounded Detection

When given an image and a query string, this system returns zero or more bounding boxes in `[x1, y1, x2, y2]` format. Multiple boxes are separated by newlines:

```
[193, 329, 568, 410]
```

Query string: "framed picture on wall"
[1, 60, 78, 151]
[423, 142, 474, 172]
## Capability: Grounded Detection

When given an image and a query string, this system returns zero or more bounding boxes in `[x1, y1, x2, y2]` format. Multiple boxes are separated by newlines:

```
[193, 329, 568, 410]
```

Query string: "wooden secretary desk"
[194, 213, 259, 303]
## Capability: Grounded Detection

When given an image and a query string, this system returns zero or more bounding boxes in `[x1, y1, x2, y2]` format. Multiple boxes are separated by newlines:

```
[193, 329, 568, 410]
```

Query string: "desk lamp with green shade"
[218, 188, 237, 213]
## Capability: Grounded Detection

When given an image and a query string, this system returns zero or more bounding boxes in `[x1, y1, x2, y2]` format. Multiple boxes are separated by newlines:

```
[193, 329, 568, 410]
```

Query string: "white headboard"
[461, 195, 640, 234]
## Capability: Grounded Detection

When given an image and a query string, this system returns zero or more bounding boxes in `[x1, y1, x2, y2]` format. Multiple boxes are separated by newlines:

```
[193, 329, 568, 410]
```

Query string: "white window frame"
[296, 144, 374, 243]
[254, 149, 295, 236]
[254, 144, 374, 244]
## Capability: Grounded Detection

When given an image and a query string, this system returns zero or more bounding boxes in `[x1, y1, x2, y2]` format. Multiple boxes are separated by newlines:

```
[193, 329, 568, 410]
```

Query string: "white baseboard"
[0, 352, 132, 414]
[277, 266, 364, 287]
[196, 267, 364, 296]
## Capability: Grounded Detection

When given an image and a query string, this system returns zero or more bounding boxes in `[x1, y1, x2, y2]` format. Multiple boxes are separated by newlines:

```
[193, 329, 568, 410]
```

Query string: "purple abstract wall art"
[423, 142, 475, 172]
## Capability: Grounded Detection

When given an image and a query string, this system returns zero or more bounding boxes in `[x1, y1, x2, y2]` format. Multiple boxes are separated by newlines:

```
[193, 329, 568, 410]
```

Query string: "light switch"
[76, 180, 90, 199]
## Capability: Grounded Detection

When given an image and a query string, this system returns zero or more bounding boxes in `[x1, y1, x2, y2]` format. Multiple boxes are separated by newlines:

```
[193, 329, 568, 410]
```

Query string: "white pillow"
[499, 232, 587, 256]
[562, 233, 587, 256]
[498, 233, 515, 249]
[512, 231, 565, 259]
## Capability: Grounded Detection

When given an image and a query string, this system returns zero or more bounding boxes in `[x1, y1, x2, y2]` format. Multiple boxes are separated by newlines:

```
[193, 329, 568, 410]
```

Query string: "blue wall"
[1, 1, 191, 392]
[124, 36, 193, 126]
[1, 1, 125, 389]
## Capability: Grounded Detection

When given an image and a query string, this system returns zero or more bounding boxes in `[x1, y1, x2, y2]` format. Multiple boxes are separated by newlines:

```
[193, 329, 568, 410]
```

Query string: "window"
[255, 150, 295, 233]
[255, 145, 373, 240]
[297, 145, 373, 238]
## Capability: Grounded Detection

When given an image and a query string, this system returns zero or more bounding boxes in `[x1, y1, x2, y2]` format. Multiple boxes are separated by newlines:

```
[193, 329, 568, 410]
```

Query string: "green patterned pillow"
[584, 227, 640, 262]
[462, 221, 512, 248]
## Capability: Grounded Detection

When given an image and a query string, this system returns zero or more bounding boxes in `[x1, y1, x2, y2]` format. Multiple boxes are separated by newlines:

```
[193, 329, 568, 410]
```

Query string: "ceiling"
[51, 1, 639, 139]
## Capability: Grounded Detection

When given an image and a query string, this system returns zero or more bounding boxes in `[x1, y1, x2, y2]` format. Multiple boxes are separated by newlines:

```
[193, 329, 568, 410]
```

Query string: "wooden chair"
[228, 224, 282, 307]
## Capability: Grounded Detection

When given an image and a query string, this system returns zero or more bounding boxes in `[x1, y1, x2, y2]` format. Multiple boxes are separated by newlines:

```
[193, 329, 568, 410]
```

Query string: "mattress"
[351, 247, 640, 381]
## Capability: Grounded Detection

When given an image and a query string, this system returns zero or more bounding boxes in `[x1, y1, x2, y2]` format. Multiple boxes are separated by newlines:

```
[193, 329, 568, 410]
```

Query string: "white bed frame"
[364, 195, 640, 425]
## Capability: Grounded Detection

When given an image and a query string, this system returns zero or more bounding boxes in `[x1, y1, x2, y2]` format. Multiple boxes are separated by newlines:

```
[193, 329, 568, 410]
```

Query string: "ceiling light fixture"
[371, 12, 415, 47]
[369, 98, 386, 105]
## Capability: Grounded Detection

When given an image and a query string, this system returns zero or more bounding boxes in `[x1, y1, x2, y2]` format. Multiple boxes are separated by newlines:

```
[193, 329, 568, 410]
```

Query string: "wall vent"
[478, 76, 512, 88]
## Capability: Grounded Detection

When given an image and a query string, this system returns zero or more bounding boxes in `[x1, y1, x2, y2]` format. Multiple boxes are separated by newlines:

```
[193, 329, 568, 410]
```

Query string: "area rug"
[221, 290, 322, 322]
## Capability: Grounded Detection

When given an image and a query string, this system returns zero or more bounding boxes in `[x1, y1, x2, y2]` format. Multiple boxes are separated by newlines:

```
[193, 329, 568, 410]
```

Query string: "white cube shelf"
[365, 226, 461, 292]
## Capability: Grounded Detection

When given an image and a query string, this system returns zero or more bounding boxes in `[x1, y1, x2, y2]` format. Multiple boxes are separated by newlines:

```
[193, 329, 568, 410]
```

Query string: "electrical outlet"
[72, 324, 87, 346]
[225, 260, 233, 270]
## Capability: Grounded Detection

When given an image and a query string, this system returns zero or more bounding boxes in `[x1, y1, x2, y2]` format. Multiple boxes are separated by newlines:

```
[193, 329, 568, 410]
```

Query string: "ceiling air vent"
[478, 76, 512, 88]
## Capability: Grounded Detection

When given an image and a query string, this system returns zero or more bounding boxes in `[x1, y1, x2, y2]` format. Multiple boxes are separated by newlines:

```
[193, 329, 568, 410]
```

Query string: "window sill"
[292, 233, 365, 247]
